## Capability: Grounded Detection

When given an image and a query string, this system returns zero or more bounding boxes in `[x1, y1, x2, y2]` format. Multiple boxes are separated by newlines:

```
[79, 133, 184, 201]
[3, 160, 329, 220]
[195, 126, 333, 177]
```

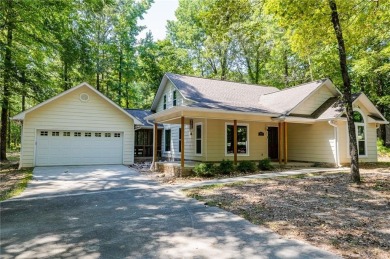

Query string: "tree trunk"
[21, 71, 26, 111]
[1, 0, 14, 161]
[118, 50, 122, 105]
[63, 61, 70, 90]
[328, 0, 360, 183]
[284, 51, 289, 87]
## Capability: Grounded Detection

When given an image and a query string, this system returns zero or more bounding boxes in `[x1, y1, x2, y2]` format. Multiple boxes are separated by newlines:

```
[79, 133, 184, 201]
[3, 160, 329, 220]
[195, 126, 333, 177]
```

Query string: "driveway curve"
[0, 165, 339, 258]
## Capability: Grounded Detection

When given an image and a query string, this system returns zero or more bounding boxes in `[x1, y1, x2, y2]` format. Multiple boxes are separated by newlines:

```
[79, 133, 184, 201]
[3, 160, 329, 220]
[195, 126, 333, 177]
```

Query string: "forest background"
[1, 0, 389, 160]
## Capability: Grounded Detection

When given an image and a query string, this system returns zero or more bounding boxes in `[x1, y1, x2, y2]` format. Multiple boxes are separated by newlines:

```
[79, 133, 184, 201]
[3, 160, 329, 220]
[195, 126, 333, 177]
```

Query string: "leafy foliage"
[193, 163, 218, 177]
[218, 159, 235, 175]
[258, 158, 273, 171]
[237, 161, 256, 173]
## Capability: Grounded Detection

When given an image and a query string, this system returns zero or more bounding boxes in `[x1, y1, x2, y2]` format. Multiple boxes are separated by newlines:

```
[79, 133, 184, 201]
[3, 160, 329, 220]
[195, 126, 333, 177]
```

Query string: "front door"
[267, 127, 278, 160]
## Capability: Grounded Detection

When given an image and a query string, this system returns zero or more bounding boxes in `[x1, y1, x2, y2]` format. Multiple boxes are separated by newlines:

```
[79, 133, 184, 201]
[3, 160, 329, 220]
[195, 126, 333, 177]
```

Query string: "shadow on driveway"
[0, 165, 339, 258]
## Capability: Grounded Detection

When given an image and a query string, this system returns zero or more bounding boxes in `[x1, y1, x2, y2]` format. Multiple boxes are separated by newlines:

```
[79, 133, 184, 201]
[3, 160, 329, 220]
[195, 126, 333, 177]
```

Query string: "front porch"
[146, 107, 339, 175]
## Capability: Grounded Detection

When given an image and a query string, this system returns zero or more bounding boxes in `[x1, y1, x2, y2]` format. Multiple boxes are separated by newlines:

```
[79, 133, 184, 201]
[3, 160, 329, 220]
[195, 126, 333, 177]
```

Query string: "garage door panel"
[36, 130, 123, 166]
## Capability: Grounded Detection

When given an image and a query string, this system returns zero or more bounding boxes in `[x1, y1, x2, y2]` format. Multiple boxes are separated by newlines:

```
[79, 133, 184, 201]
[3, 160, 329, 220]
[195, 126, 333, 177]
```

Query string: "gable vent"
[80, 93, 90, 102]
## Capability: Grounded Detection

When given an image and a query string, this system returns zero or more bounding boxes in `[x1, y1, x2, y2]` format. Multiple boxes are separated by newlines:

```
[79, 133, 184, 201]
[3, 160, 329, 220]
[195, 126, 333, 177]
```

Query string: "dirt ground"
[183, 166, 390, 259]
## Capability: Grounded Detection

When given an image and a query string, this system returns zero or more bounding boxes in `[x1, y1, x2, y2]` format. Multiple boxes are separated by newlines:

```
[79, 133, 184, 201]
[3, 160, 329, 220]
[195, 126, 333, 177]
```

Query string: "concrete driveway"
[0, 165, 339, 259]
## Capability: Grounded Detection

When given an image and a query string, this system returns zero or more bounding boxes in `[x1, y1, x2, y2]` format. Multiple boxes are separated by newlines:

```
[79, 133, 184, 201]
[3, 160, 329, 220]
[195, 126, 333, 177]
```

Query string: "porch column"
[180, 116, 185, 175]
[152, 122, 158, 170]
[278, 122, 282, 164]
[233, 120, 238, 165]
[284, 122, 288, 165]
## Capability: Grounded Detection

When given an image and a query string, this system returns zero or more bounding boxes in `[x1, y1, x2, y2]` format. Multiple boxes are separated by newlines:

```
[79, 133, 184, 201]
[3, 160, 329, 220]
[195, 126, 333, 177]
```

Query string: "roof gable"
[12, 82, 142, 124]
[259, 79, 335, 115]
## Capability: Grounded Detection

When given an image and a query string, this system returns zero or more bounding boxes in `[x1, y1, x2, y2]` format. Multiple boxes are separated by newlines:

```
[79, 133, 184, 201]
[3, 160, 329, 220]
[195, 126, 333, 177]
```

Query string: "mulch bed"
[184, 169, 390, 259]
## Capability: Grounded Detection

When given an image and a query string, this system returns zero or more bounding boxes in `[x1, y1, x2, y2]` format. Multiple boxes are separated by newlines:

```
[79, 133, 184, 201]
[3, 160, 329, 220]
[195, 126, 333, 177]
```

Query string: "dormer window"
[163, 95, 167, 110]
[173, 90, 177, 106]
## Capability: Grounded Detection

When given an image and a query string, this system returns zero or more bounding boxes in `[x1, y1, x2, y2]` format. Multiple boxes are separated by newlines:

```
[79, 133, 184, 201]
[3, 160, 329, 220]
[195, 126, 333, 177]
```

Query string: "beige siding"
[338, 121, 378, 164]
[156, 81, 192, 112]
[20, 85, 134, 167]
[288, 122, 337, 164]
[205, 120, 271, 162]
[293, 86, 334, 115]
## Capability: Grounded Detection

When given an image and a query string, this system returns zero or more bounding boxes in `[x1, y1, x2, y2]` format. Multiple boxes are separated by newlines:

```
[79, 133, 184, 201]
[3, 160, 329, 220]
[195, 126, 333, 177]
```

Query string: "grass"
[0, 152, 33, 201]
[0, 168, 33, 201]
[377, 139, 390, 156]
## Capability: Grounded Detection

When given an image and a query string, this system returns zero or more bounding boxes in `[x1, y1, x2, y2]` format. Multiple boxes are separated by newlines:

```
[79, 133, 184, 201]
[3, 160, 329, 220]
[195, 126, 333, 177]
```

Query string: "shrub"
[237, 160, 256, 173]
[258, 158, 273, 171]
[193, 163, 217, 177]
[218, 159, 234, 175]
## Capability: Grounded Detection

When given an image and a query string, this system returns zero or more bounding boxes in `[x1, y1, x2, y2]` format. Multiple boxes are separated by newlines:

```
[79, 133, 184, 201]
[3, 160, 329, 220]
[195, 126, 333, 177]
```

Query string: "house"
[12, 82, 141, 167]
[145, 73, 389, 170]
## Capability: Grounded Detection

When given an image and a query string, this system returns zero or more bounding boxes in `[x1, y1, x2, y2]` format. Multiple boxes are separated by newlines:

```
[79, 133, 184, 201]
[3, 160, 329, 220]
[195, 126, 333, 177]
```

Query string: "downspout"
[328, 120, 341, 167]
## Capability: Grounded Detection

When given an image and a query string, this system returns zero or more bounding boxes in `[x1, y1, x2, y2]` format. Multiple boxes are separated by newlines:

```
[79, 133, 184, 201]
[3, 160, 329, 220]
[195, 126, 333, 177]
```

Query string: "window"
[52, 131, 59, 136]
[163, 94, 167, 110]
[105, 133, 111, 137]
[40, 131, 48, 136]
[95, 133, 101, 137]
[114, 133, 121, 138]
[165, 129, 171, 152]
[173, 90, 177, 106]
[74, 132, 81, 137]
[226, 124, 248, 155]
[179, 128, 182, 153]
[63, 132, 70, 137]
[353, 110, 366, 156]
[85, 132, 91, 137]
[195, 123, 202, 155]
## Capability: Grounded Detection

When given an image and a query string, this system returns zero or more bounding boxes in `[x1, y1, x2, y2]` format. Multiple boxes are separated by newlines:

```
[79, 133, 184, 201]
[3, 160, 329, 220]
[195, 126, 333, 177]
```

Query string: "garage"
[36, 130, 123, 166]
[13, 82, 141, 167]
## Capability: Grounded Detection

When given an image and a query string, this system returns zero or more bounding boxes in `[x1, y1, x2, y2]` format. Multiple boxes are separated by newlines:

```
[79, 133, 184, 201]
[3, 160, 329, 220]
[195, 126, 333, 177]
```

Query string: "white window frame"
[346, 108, 368, 158]
[163, 94, 167, 110]
[195, 122, 202, 156]
[225, 122, 250, 156]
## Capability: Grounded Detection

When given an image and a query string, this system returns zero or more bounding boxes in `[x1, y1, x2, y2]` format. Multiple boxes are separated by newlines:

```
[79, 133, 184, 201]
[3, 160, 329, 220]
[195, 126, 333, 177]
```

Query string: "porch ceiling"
[145, 106, 280, 124]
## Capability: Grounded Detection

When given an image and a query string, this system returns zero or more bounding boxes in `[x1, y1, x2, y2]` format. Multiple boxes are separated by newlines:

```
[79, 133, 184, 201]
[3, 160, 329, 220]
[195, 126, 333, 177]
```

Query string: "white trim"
[194, 122, 203, 156]
[12, 82, 142, 125]
[225, 122, 250, 157]
[346, 108, 368, 158]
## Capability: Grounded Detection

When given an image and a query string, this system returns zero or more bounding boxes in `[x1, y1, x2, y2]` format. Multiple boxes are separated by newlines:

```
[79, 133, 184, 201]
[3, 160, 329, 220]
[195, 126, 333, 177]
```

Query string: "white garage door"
[36, 130, 123, 166]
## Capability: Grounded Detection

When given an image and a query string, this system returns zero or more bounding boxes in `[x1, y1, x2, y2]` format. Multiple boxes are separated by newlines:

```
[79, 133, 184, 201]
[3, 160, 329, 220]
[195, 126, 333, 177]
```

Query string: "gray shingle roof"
[317, 93, 362, 120]
[166, 73, 279, 113]
[259, 79, 327, 114]
[125, 109, 155, 127]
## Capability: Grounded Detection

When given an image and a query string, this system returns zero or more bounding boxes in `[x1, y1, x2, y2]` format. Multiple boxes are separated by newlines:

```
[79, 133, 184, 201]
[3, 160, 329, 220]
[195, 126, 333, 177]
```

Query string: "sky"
[137, 0, 179, 41]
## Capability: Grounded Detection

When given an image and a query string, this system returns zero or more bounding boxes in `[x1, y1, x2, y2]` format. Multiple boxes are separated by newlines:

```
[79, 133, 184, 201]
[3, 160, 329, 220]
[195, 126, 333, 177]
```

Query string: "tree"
[327, 0, 359, 182]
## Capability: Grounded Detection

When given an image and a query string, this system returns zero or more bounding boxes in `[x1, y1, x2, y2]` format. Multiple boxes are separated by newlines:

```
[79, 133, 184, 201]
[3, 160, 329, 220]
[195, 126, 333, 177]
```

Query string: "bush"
[237, 160, 256, 173]
[193, 163, 217, 177]
[258, 158, 273, 171]
[218, 159, 234, 175]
